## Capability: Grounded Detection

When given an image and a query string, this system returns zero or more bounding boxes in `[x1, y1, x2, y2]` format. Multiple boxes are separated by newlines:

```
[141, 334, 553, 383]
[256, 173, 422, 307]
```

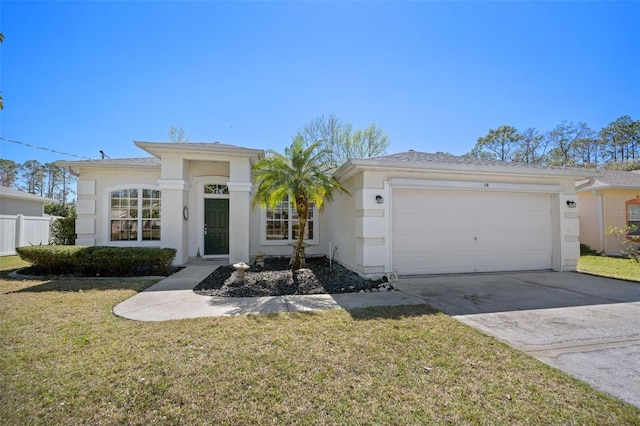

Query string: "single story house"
[576, 169, 640, 255]
[0, 186, 56, 256]
[58, 142, 596, 276]
[0, 186, 52, 216]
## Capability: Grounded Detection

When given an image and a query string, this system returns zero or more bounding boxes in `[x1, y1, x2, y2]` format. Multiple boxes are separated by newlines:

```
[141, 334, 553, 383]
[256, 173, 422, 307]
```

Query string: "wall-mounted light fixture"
[566, 200, 577, 208]
[376, 195, 384, 204]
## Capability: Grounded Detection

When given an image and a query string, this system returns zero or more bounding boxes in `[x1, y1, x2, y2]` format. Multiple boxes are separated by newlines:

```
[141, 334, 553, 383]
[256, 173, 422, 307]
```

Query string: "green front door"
[204, 199, 229, 255]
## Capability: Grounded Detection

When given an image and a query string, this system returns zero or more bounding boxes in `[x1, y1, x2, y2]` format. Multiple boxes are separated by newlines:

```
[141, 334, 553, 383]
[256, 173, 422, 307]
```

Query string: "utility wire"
[0, 136, 93, 160]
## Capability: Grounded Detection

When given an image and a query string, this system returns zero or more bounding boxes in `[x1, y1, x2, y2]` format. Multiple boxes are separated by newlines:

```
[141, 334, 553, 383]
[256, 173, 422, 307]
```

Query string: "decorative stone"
[255, 252, 265, 268]
[233, 262, 251, 283]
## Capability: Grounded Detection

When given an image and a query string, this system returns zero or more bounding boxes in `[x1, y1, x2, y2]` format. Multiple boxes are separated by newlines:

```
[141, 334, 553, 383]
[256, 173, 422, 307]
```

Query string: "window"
[627, 198, 640, 238]
[204, 184, 229, 195]
[110, 188, 161, 241]
[264, 197, 316, 243]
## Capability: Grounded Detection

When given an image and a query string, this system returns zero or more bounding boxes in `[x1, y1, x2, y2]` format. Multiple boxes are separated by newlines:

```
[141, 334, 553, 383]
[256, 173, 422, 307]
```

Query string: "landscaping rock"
[194, 256, 375, 297]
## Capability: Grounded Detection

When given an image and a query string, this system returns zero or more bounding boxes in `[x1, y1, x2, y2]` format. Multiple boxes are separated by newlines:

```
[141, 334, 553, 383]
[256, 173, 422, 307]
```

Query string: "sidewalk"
[113, 264, 427, 321]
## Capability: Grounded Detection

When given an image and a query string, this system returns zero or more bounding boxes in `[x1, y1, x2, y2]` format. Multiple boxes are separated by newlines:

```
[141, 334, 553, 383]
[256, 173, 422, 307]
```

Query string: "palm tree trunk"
[291, 200, 308, 271]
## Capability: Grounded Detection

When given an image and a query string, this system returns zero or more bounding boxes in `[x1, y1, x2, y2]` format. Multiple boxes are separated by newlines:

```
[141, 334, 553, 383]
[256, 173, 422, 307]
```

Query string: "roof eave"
[55, 160, 160, 177]
[576, 184, 640, 192]
[134, 141, 265, 162]
[335, 159, 599, 181]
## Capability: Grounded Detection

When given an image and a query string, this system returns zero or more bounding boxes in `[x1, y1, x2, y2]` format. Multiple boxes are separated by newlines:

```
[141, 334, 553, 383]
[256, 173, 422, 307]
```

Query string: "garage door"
[392, 189, 553, 275]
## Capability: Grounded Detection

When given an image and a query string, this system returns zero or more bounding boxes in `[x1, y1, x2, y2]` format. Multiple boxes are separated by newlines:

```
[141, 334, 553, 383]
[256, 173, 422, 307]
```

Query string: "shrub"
[580, 243, 599, 256]
[605, 226, 640, 262]
[16, 246, 176, 276]
[51, 214, 76, 245]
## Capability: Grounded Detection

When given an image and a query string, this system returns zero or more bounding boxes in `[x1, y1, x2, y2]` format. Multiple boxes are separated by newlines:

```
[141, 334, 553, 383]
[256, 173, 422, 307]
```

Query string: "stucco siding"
[75, 168, 161, 246]
[0, 198, 45, 216]
[603, 189, 639, 254]
[323, 176, 359, 274]
[577, 191, 600, 251]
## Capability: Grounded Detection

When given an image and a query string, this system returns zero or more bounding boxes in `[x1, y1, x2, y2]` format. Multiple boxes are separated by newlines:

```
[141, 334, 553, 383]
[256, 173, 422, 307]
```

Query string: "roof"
[576, 169, 640, 191]
[57, 157, 160, 176]
[335, 150, 599, 180]
[0, 186, 54, 203]
[134, 141, 264, 161]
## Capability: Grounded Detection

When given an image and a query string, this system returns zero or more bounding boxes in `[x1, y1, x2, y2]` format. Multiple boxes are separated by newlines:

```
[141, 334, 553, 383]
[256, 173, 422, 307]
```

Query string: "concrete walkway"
[113, 264, 426, 321]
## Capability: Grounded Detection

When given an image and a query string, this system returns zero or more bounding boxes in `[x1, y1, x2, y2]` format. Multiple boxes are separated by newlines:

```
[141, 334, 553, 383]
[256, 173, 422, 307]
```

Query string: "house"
[57, 142, 596, 276]
[0, 186, 52, 216]
[576, 169, 640, 255]
[0, 186, 56, 256]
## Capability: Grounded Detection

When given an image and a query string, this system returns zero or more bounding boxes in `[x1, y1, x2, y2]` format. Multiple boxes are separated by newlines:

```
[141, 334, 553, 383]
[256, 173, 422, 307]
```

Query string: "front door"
[204, 199, 229, 255]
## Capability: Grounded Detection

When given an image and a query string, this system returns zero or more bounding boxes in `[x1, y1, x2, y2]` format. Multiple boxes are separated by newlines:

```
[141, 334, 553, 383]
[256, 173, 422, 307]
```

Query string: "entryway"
[204, 199, 229, 256]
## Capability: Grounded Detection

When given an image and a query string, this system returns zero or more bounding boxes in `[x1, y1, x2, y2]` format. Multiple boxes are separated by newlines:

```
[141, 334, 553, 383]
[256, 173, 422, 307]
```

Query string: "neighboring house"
[0, 186, 56, 256]
[57, 142, 595, 276]
[576, 169, 640, 255]
[0, 186, 51, 216]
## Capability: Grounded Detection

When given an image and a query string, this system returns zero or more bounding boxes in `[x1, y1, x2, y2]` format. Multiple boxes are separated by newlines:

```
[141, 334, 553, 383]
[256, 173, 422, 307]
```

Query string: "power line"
[0, 136, 93, 160]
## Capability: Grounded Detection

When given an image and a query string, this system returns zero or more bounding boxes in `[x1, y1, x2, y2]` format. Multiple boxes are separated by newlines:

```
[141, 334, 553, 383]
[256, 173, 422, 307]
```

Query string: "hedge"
[16, 246, 176, 277]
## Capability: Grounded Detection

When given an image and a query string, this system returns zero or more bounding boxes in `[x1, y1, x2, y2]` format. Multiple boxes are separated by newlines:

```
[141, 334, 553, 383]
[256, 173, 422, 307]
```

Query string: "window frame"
[260, 197, 319, 246]
[105, 184, 162, 245]
[626, 196, 640, 240]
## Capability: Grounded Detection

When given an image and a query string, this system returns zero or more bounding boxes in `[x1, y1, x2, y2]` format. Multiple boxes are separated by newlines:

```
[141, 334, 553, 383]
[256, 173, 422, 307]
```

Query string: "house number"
[183, 206, 189, 220]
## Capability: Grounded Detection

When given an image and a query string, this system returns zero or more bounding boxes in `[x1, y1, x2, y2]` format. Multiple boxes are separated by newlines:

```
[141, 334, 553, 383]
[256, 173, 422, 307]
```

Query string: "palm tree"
[253, 136, 347, 270]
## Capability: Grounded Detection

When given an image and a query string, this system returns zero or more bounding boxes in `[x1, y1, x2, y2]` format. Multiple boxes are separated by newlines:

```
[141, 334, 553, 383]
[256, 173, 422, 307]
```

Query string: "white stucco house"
[57, 142, 596, 277]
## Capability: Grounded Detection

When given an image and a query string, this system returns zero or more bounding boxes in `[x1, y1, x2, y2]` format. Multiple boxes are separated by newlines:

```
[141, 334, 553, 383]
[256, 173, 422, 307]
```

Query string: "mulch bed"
[193, 256, 392, 297]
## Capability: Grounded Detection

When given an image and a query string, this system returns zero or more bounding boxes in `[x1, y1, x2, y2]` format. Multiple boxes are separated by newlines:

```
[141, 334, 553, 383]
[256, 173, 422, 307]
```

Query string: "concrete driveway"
[397, 271, 640, 409]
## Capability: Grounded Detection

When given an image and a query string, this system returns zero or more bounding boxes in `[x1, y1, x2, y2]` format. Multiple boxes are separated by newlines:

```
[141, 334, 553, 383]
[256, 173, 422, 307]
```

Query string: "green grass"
[1, 255, 639, 424]
[578, 254, 640, 282]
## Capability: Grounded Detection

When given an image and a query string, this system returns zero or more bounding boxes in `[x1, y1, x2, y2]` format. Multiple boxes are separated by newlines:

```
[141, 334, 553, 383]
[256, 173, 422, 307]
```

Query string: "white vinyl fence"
[0, 214, 58, 256]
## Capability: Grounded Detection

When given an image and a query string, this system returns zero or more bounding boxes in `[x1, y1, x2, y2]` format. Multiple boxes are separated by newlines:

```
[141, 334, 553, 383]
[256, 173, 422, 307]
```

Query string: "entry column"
[228, 157, 253, 263]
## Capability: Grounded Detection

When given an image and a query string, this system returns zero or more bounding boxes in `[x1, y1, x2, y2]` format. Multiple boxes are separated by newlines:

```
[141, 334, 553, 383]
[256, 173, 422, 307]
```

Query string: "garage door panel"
[392, 189, 553, 275]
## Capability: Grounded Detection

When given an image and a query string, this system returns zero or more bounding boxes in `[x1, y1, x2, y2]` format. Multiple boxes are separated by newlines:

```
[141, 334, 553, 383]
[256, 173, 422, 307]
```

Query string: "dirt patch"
[193, 256, 392, 297]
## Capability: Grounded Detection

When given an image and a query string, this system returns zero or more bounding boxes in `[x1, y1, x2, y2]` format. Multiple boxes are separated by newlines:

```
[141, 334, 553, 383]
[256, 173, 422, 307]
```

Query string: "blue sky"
[1, 1, 639, 165]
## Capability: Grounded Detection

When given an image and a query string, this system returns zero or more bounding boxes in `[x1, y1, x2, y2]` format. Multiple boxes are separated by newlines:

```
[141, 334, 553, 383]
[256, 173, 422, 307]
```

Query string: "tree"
[168, 125, 189, 143]
[468, 125, 522, 161]
[514, 128, 545, 164]
[545, 121, 592, 167]
[296, 115, 390, 167]
[19, 160, 45, 194]
[0, 159, 20, 187]
[337, 123, 390, 161]
[252, 136, 348, 270]
[599, 116, 640, 164]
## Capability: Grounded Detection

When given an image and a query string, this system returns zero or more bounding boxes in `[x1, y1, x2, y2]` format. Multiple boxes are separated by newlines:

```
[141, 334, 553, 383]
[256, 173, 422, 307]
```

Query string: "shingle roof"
[0, 186, 54, 202]
[368, 151, 588, 171]
[336, 150, 598, 180]
[576, 169, 640, 191]
[57, 157, 160, 167]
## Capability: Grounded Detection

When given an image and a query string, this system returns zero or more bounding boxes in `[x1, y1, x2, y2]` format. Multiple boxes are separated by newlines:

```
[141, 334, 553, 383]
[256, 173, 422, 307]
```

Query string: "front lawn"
[578, 254, 640, 282]
[1, 255, 639, 424]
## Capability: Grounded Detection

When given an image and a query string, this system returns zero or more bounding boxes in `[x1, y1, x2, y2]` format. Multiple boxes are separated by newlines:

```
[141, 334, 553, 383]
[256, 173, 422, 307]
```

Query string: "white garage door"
[392, 189, 553, 275]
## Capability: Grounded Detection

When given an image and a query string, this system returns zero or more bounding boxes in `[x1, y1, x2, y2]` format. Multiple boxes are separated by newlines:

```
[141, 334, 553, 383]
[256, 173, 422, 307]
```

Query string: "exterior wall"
[577, 191, 601, 252]
[0, 197, 45, 216]
[75, 168, 161, 247]
[322, 174, 361, 275]
[578, 189, 640, 255]
[333, 169, 583, 277]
